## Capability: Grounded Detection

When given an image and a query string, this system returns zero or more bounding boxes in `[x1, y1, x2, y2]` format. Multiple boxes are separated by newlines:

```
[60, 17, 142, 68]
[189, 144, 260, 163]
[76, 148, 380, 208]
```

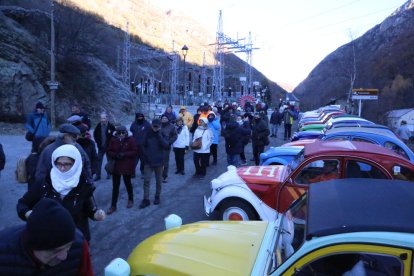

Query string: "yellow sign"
[352, 88, 379, 100]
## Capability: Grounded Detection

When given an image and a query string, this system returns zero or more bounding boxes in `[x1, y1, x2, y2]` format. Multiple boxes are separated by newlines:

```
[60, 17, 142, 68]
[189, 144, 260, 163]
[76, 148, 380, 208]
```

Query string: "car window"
[295, 159, 339, 184]
[325, 136, 348, 141]
[352, 137, 375, 144]
[392, 165, 414, 181]
[345, 160, 387, 179]
[295, 253, 402, 275]
[384, 141, 410, 160]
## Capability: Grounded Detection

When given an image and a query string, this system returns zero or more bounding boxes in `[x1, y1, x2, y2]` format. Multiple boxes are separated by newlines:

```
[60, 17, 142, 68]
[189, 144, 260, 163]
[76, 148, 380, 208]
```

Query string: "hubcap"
[223, 207, 249, 221]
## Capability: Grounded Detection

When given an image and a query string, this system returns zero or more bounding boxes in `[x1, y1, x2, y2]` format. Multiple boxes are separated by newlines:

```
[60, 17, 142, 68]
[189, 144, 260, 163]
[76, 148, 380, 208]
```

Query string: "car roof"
[306, 179, 414, 239]
[304, 140, 406, 161]
[324, 126, 397, 138]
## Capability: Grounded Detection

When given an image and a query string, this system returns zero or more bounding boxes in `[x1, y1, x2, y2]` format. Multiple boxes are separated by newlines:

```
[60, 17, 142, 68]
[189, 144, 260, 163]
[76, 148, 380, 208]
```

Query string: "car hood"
[237, 165, 287, 184]
[128, 221, 269, 275]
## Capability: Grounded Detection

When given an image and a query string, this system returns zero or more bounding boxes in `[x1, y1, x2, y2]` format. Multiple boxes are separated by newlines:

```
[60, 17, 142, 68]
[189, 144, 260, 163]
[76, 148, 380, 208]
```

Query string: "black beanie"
[26, 198, 76, 250]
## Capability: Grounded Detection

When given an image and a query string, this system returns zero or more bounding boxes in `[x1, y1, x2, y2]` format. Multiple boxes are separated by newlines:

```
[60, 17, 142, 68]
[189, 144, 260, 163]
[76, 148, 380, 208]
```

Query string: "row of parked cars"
[105, 105, 414, 275]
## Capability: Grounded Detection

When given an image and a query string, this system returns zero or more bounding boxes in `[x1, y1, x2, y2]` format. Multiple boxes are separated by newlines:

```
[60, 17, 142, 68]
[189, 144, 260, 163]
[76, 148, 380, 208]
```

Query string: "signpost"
[352, 88, 379, 116]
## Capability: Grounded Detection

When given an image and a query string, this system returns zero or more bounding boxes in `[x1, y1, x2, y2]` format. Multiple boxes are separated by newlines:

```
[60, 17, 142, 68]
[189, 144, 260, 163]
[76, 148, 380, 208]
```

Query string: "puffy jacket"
[192, 126, 214, 154]
[224, 122, 251, 155]
[172, 125, 190, 149]
[107, 136, 138, 175]
[251, 118, 270, 146]
[208, 118, 221, 144]
[17, 173, 97, 241]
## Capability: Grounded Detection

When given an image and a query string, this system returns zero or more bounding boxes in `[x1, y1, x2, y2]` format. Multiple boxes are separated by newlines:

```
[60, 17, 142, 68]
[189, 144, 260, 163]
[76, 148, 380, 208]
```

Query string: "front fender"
[261, 157, 289, 166]
[210, 184, 278, 221]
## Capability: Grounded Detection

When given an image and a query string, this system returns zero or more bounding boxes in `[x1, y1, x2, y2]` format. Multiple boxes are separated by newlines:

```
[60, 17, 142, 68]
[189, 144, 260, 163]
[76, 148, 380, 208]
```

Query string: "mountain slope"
[293, 0, 414, 122]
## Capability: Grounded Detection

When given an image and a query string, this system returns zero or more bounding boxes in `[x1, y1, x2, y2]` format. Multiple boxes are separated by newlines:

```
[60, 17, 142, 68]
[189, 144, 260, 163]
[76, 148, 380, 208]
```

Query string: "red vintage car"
[204, 140, 414, 221]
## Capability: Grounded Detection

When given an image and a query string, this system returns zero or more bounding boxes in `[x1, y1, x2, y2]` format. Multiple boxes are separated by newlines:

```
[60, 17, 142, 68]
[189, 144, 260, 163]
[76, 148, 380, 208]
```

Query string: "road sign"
[352, 88, 379, 100]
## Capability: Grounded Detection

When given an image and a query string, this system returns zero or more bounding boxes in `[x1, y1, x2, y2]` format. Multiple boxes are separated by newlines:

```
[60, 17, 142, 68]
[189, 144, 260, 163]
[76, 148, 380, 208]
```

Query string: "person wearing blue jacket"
[25, 102, 51, 143]
[207, 112, 221, 165]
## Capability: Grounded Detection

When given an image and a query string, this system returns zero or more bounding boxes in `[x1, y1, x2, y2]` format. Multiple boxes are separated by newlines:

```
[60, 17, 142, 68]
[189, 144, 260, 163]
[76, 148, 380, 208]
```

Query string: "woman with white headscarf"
[17, 144, 105, 242]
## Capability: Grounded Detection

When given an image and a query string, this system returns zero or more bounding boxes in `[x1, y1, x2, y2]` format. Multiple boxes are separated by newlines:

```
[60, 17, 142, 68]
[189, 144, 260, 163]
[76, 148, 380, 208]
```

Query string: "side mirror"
[104, 258, 130, 276]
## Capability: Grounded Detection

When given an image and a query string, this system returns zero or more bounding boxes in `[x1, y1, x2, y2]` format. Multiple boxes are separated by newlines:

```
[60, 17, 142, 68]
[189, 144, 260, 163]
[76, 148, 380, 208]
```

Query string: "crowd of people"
[0, 99, 300, 274]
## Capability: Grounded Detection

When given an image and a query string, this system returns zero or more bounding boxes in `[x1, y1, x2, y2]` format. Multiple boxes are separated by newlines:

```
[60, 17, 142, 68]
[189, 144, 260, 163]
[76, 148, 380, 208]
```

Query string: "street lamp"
[47, 0, 58, 129]
[181, 44, 189, 104]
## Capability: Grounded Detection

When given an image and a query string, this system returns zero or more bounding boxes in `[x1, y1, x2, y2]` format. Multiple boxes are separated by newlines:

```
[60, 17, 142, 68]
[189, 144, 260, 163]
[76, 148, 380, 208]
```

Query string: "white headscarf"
[50, 144, 83, 196]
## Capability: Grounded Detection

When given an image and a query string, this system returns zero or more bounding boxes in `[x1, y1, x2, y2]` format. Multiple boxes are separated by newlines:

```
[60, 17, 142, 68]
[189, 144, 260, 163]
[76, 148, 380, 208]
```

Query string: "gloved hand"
[116, 153, 125, 159]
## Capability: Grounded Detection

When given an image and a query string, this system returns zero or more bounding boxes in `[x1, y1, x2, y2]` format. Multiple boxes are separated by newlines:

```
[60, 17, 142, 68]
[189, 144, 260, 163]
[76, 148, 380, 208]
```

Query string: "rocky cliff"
[293, 0, 414, 122]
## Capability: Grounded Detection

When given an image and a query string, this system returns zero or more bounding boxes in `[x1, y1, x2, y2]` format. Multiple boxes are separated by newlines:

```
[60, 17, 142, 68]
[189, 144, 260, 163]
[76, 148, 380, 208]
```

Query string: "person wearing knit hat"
[0, 198, 93, 274]
[25, 101, 51, 149]
[17, 145, 106, 242]
[191, 117, 214, 180]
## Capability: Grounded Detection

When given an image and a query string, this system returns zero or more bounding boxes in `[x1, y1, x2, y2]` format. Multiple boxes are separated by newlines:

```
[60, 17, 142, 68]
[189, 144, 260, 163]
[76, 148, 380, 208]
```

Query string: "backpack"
[15, 157, 27, 183]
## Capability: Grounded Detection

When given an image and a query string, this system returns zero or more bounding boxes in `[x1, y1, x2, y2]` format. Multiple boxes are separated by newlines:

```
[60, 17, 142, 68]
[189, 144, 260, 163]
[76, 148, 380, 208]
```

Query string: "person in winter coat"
[2, 198, 94, 275]
[160, 114, 178, 183]
[270, 109, 282, 137]
[179, 106, 194, 130]
[172, 118, 189, 175]
[283, 106, 294, 141]
[207, 112, 221, 165]
[130, 112, 152, 178]
[35, 124, 93, 185]
[251, 113, 270, 165]
[17, 144, 106, 242]
[25, 136, 48, 190]
[25, 102, 51, 149]
[76, 124, 99, 179]
[0, 143, 5, 178]
[192, 118, 214, 180]
[162, 105, 177, 123]
[106, 126, 138, 214]
[239, 114, 252, 165]
[190, 108, 202, 134]
[93, 112, 116, 180]
[397, 120, 412, 144]
[139, 119, 170, 209]
[223, 117, 251, 166]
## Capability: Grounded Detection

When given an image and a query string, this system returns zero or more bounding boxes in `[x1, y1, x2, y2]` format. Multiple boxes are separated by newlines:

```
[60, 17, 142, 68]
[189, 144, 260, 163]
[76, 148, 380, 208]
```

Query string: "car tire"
[219, 198, 259, 221]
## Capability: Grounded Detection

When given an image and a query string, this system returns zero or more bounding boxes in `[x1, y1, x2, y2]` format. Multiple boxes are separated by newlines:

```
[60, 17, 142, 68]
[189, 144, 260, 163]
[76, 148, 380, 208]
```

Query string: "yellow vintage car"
[105, 179, 414, 276]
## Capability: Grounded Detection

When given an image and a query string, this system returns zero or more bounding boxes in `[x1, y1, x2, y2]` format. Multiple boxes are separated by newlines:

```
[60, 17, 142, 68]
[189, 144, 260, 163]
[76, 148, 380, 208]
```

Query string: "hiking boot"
[127, 200, 134, 208]
[154, 196, 160, 205]
[107, 206, 117, 215]
[139, 199, 150, 209]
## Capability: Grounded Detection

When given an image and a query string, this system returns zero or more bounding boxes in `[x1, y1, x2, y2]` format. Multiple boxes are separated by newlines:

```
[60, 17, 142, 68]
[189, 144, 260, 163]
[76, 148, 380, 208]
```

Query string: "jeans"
[227, 154, 240, 167]
[271, 124, 279, 136]
[193, 152, 209, 176]
[143, 165, 163, 200]
[111, 174, 133, 207]
[173, 147, 185, 173]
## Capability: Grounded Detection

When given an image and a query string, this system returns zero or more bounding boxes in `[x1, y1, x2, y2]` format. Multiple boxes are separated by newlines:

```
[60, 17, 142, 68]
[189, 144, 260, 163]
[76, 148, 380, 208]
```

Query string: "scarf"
[50, 144, 83, 196]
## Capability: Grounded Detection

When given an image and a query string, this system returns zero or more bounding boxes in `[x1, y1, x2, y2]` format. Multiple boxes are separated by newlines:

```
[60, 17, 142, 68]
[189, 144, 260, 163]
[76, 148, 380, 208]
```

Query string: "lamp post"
[181, 45, 188, 105]
[47, 0, 58, 128]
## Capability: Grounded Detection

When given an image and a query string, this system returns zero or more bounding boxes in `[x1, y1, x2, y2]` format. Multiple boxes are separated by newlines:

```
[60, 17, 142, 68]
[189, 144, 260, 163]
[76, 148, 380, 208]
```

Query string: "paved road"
[0, 125, 287, 275]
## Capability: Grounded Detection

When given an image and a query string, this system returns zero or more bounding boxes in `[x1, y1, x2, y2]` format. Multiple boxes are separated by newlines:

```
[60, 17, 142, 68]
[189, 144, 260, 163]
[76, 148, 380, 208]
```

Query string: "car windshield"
[287, 149, 305, 174]
[267, 193, 308, 273]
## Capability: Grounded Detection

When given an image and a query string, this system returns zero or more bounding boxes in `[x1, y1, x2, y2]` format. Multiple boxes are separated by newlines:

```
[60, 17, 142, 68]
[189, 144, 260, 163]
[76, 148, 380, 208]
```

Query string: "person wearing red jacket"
[106, 126, 138, 214]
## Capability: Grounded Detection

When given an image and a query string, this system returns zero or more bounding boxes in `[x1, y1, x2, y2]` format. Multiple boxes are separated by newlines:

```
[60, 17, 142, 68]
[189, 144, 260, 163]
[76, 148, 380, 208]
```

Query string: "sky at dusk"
[152, 0, 407, 89]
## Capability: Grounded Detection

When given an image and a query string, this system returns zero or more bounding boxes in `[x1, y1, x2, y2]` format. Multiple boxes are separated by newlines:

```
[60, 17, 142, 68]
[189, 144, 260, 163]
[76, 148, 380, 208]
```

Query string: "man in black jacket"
[93, 112, 116, 180]
[139, 119, 169, 209]
[223, 117, 251, 167]
[160, 114, 177, 183]
[251, 113, 270, 165]
[130, 112, 152, 178]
